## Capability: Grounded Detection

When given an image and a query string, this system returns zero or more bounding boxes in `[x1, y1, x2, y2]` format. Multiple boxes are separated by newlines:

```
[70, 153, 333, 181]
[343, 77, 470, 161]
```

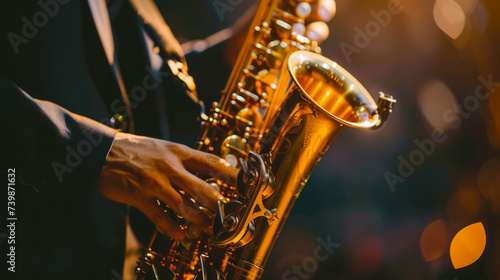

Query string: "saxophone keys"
[235, 107, 263, 132]
[292, 23, 306, 36]
[295, 2, 312, 18]
[306, 21, 330, 43]
[220, 135, 250, 166]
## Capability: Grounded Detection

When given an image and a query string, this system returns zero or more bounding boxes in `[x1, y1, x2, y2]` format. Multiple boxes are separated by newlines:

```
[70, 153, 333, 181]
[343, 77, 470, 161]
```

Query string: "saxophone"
[136, 0, 396, 279]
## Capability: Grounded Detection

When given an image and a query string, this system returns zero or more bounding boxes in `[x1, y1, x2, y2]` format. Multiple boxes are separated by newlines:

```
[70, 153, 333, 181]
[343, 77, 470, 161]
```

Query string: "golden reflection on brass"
[135, 0, 395, 278]
[218, 51, 383, 280]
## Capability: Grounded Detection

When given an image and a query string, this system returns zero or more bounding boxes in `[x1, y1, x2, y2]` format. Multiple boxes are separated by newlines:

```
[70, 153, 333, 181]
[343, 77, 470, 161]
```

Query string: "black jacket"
[0, 0, 192, 278]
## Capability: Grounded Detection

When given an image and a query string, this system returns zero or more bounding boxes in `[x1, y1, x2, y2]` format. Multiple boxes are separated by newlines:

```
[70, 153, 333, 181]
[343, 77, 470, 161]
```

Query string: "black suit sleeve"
[0, 77, 116, 194]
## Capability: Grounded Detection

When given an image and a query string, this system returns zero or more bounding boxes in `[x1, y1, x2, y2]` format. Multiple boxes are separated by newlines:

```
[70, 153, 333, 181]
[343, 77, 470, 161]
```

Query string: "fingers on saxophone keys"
[140, 200, 186, 240]
[156, 189, 211, 227]
[183, 149, 239, 186]
[177, 197, 212, 227]
[306, 0, 337, 22]
[171, 170, 225, 212]
[306, 21, 330, 44]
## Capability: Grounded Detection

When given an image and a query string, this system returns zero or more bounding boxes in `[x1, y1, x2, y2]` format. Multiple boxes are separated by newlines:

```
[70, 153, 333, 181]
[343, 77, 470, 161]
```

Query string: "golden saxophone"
[136, 0, 396, 279]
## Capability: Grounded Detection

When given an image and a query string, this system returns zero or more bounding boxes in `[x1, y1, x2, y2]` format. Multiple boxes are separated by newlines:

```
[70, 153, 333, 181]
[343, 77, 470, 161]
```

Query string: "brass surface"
[135, 1, 394, 279]
[220, 51, 382, 280]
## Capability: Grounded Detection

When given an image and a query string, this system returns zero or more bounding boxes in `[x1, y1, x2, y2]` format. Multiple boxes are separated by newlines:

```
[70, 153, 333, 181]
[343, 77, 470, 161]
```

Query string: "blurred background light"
[349, 236, 385, 278]
[489, 85, 500, 135]
[420, 219, 450, 262]
[469, 0, 488, 33]
[477, 158, 500, 200]
[447, 186, 486, 228]
[485, 87, 500, 148]
[433, 0, 467, 39]
[417, 79, 458, 131]
[454, 0, 478, 15]
[450, 222, 486, 269]
[477, 158, 500, 214]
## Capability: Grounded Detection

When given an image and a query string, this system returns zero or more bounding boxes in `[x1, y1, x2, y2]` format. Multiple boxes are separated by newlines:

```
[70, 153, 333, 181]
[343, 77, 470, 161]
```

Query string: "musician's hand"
[295, 0, 337, 44]
[95, 132, 238, 240]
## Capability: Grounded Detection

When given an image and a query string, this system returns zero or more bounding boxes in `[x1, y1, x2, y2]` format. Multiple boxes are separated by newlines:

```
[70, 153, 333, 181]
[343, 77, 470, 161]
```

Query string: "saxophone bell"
[196, 50, 396, 280]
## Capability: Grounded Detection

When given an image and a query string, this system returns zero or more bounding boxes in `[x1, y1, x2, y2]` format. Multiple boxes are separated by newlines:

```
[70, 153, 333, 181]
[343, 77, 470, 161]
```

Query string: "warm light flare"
[420, 219, 450, 262]
[349, 236, 385, 278]
[417, 80, 458, 131]
[447, 186, 485, 228]
[450, 222, 486, 269]
[454, 0, 478, 15]
[433, 0, 466, 39]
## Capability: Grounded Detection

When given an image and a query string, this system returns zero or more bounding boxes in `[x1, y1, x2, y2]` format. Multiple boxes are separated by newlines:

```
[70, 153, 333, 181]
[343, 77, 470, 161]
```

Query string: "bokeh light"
[450, 222, 486, 269]
[417, 79, 458, 131]
[349, 236, 385, 278]
[454, 0, 478, 15]
[477, 158, 500, 199]
[488, 85, 500, 145]
[433, 0, 466, 39]
[477, 158, 500, 214]
[420, 219, 450, 262]
[447, 186, 486, 229]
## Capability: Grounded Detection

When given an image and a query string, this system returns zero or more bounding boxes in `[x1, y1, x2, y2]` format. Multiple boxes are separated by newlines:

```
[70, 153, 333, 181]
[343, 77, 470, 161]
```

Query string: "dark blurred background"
[158, 0, 500, 279]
